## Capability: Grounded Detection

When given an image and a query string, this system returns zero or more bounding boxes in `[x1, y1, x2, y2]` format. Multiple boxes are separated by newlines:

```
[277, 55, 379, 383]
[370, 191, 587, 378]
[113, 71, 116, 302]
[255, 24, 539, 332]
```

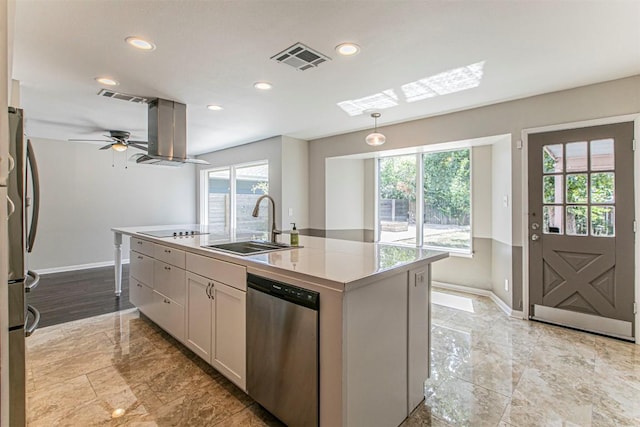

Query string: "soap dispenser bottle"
[290, 223, 299, 246]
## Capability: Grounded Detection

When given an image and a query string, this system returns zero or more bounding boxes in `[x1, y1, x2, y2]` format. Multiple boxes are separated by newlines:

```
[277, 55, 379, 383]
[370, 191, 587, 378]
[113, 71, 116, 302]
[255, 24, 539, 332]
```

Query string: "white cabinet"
[184, 254, 247, 391]
[408, 267, 430, 412]
[185, 271, 213, 361]
[130, 250, 153, 285]
[154, 260, 186, 305]
[154, 244, 185, 269]
[211, 281, 246, 390]
[153, 260, 186, 342]
[130, 278, 153, 316]
[131, 238, 155, 257]
[128, 238, 186, 343]
[151, 291, 185, 340]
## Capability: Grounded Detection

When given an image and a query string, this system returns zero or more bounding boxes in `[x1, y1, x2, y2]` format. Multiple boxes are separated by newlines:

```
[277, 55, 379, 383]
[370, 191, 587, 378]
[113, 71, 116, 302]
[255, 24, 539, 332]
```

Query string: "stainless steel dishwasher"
[247, 273, 319, 427]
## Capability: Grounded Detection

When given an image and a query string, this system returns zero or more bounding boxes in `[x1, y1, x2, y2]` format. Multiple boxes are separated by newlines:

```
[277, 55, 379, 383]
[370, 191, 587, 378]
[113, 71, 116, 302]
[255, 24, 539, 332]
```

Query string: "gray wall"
[196, 135, 310, 231]
[30, 138, 196, 272]
[309, 75, 640, 308]
[281, 136, 309, 230]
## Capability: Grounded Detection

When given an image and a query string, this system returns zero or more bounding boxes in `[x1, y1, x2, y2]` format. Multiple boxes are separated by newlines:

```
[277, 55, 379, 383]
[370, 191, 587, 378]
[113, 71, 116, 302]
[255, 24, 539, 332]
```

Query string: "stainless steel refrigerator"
[7, 107, 41, 426]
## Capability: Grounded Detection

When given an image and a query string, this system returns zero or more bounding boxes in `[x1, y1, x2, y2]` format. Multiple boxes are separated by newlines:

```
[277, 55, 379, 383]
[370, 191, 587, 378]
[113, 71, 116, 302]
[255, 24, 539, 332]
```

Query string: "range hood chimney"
[133, 98, 208, 166]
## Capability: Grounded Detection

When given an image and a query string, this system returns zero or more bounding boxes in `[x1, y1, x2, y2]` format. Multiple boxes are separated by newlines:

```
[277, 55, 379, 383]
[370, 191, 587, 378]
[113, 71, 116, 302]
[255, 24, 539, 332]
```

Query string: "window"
[377, 149, 471, 253]
[201, 161, 269, 240]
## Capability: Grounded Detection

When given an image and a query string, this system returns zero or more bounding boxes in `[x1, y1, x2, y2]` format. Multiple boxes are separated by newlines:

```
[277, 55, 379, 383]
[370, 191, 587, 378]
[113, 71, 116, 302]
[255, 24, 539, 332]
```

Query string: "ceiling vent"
[97, 89, 149, 104]
[271, 42, 331, 71]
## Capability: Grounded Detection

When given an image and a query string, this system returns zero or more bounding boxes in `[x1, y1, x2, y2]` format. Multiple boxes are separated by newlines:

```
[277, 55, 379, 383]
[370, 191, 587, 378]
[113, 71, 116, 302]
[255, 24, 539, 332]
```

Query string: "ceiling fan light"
[365, 132, 386, 146]
[112, 143, 128, 152]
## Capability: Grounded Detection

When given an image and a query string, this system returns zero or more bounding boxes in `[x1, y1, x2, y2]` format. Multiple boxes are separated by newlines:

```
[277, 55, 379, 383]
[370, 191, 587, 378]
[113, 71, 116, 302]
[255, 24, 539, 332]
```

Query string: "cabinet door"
[154, 260, 186, 305]
[130, 251, 153, 286]
[185, 272, 213, 362]
[211, 281, 246, 391]
[130, 279, 153, 315]
[152, 291, 185, 342]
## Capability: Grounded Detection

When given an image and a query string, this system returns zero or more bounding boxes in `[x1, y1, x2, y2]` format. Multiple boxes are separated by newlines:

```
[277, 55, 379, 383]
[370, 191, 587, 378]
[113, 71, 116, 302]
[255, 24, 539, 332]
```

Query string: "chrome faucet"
[252, 195, 281, 243]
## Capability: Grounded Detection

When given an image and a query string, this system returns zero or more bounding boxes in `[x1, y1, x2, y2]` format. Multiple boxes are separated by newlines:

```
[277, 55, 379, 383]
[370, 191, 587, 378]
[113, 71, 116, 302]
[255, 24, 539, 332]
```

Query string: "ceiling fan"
[69, 130, 148, 152]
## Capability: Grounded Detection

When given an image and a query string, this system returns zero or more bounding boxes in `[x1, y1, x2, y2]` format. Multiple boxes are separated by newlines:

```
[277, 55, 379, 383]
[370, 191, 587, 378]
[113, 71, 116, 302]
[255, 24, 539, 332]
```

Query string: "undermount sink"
[202, 240, 296, 256]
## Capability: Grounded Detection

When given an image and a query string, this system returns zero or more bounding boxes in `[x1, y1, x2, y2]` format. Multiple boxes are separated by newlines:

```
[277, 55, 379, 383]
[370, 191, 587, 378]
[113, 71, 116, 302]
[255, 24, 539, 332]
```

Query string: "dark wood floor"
[27, 265, 134, 328]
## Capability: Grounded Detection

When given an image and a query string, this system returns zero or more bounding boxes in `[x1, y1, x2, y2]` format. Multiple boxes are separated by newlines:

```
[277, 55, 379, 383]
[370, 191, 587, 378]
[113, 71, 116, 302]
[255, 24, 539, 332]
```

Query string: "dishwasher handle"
[247, 273, 319, 311]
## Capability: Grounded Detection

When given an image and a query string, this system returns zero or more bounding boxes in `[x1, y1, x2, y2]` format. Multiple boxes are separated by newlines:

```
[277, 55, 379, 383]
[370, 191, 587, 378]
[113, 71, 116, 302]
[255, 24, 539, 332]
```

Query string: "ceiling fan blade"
[128, 143, 148, 151]
[69, 138, 110, 142]
[99, 144, 113, 150]
[128, 140, 148, 144]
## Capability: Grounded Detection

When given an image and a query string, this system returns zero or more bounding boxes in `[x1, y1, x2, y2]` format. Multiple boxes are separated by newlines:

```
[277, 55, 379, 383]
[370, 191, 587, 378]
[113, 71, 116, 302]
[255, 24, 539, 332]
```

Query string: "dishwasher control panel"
[247, 273, 319, 310]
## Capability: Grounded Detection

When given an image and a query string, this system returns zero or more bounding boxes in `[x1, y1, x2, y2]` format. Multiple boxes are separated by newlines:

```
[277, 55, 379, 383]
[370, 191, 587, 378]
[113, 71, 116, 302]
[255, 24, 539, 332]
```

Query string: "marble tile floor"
[402, 289, 640, 427]
[26, 289, 640, 426]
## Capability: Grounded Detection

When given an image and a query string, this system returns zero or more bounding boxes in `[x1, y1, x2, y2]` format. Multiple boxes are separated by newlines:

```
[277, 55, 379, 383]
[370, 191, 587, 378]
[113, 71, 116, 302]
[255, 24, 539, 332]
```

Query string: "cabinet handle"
[136, 283, 142, 288]
[164, 266, 171, 271]
[164, 298, 170, 304]
[164, 249, 171, 253]
[137, 256, 143, 260]
[137, 241, 143, 245]
[206, 283, 211, 299]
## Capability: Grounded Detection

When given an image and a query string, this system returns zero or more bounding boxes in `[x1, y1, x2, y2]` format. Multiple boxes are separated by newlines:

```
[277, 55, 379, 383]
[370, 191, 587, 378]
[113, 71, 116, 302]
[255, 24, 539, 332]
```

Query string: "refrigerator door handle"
[26, 139, 40, 253]
[25, 270, 40, 293]
[7, 153, 15, 173]
[7, 195, 15, 218]
[25, 305, 40, 337]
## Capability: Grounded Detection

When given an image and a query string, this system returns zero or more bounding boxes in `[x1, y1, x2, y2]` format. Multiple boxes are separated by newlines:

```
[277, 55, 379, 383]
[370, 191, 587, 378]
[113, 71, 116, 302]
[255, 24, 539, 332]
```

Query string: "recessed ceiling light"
[254, 81, 273, 90]
[95, 77, 119, 86]
[125, 36, 156, 51]
[207, 105, 224, 111]
[336, 43, 360, 56]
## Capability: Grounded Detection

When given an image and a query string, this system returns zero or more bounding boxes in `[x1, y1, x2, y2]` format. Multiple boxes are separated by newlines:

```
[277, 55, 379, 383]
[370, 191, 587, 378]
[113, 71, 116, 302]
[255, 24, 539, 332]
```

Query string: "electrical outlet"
[504, 279, 509, 292]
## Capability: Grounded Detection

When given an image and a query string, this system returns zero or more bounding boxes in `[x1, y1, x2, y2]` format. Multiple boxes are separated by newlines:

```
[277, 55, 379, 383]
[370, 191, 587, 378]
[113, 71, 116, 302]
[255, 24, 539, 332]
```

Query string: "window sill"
[425, 247, 473, 258]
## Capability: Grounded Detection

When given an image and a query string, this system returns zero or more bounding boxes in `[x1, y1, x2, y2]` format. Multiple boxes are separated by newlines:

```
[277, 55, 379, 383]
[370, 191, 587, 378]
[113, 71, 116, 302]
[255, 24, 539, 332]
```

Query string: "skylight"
[402, 61, 485, 103]
[337, 89, 399, 116]
[336, 61, 486, 116]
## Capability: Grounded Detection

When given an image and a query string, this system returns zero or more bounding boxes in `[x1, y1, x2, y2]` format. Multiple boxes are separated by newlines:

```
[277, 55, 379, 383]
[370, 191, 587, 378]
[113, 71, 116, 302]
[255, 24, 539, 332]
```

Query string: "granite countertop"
[113, 225, 448, 291]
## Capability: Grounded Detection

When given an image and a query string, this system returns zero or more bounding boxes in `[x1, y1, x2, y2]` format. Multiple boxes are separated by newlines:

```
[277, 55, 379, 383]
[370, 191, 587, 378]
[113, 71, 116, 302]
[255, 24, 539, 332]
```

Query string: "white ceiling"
[11, 1, 640, 155]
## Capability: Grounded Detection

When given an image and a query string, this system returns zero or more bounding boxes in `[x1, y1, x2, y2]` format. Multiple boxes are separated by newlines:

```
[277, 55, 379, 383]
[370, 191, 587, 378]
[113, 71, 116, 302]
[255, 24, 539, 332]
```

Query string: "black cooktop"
[139, 229, 209, 238]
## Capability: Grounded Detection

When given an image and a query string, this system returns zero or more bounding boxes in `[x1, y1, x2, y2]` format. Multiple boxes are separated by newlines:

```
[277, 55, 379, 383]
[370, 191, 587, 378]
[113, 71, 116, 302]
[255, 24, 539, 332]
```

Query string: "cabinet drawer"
[130, 279, 153, 315]
[154, 260, 186, 305]
[130, 251, 153, 285]
[186, 253, 247, 291]
[131, 237, 154, 257]
[152, 291, 185, 342]
[154, 244, 186, 269]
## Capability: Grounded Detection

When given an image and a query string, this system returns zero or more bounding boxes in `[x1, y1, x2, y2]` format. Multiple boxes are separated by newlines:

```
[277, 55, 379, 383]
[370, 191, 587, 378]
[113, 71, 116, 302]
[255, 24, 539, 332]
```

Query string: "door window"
[541, 138, 615, 237]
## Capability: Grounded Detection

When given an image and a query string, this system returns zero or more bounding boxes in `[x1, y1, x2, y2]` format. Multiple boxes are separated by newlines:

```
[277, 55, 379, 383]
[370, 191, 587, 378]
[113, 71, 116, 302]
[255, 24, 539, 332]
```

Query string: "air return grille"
[271, 42, 331, 71]
[97, 89, 149, 104]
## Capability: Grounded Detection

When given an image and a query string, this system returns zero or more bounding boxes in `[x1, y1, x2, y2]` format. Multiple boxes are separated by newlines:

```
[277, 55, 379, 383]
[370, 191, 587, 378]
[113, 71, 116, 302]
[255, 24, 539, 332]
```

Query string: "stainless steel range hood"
[133, 98, 208, 166]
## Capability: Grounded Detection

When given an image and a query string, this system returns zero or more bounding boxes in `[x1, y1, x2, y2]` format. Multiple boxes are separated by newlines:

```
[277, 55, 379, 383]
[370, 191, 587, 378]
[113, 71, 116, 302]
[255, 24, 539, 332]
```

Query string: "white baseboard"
[432, 281, 524, 319]
[35, 259, 130, 275]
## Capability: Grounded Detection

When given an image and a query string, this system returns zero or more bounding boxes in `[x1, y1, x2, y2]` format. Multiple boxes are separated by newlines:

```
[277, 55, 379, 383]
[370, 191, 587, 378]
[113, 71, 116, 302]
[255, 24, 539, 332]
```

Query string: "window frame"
[376, 148, 473, 255]
[199, 160, 269, 239]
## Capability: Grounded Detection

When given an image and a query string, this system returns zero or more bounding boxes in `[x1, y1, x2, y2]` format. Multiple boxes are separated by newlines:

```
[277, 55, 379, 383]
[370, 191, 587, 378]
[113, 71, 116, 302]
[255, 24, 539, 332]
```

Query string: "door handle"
[6, 196, 15, 218]
[26, 140, 40, 253]
[25, 270, 40, 292]
[25, 305, 40, 337]
[531, 234, 540, 241]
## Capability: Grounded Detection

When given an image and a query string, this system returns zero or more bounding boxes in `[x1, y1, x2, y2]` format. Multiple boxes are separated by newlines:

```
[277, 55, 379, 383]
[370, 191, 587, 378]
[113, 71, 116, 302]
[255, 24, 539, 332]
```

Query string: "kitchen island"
[112, 225, 448, 427]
